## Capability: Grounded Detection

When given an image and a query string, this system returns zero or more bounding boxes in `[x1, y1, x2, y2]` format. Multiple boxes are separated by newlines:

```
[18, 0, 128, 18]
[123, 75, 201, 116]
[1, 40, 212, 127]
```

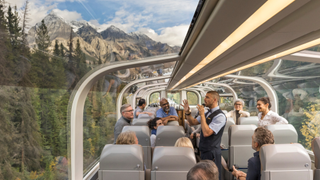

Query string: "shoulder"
[248, 155, 260, 166]
[170, 107, 176, 111]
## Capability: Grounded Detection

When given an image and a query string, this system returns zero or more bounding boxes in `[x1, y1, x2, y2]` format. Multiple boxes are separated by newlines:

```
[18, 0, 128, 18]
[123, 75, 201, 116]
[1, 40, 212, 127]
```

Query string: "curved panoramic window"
[149, 92, 161, 104]
[187, 91, 198, 105]
[167, 92, 180, 107]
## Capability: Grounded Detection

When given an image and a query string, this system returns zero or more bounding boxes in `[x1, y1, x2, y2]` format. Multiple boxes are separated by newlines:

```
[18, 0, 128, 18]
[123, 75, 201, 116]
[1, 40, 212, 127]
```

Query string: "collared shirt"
[258, 110, 288, 127]
[196, 106, 226, 134]
[156, 107, 178, 118]
[113, 116, 131, 144]
[134, 106, 143, 119]
[246, 151, 261, 180]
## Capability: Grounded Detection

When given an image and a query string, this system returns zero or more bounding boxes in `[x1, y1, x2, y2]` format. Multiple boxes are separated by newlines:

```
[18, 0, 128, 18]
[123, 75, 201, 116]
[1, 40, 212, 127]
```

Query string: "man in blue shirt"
[231, 127, 274, 180]
[156, 98, 179, 125]
[182, 91, 226, 180]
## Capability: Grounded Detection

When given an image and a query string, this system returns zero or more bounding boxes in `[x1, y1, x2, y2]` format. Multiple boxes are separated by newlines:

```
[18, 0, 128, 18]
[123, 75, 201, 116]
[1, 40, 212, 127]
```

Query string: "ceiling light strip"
[171, 0, 295, 90]
[182, 37, 320, 89]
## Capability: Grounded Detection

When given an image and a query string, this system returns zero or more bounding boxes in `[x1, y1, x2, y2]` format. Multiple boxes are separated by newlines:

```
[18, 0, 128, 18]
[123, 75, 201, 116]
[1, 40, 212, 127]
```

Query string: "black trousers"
[200, 150, 222, 180]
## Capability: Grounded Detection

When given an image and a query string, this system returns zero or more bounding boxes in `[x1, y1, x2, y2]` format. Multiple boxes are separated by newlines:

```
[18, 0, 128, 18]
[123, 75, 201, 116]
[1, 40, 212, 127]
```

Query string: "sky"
[8, 0, 199, 46]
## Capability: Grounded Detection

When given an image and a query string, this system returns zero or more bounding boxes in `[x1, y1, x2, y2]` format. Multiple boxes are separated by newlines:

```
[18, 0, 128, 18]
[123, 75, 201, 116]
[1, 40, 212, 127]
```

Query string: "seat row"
[99, 145, 196, 180]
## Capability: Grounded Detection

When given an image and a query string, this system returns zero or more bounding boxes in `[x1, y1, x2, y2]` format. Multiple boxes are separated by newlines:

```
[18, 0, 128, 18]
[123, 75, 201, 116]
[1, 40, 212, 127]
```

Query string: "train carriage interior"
[1, 0, 320, 180]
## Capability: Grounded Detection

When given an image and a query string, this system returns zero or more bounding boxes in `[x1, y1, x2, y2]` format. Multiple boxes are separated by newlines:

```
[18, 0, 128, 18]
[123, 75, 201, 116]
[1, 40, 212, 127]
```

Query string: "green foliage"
[150, 92, 160, 104]
[187, 91, 198, 105]
[35, 19, 50, 51]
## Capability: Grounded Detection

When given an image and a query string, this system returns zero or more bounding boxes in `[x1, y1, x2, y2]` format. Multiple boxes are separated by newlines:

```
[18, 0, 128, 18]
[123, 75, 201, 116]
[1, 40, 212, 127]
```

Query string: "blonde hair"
[116, 131, 137, 145]
[175, 137, 194, 150]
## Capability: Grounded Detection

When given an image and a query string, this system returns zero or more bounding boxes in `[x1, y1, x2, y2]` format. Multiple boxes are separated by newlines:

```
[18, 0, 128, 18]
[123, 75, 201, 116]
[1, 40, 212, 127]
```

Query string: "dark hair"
[257, 97, 271, 109]
[147, 117, 161, 130]
[254, 127, 274, 147]
[138, 99, 146, 106]
[187, 160, 219, 180]
[207, 91, 220, 100]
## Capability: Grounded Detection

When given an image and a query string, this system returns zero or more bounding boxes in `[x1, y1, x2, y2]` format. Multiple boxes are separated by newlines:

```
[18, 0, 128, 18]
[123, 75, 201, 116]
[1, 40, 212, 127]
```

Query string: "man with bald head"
[156, 98, 178, 125]
[181, 91, 226, 180]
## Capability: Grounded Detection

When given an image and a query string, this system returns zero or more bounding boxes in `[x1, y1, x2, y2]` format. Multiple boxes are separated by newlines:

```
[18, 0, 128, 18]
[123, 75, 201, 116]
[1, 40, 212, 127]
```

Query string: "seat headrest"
[239, 116, 259, 126]
[167, 121, 179, 126]
[156, 126, 185, 146]
[152, 146, 196, 171]
[222, 110, 228, 114]
[132, 118, 150, 126]
[229, 125, 257, 145]
[260, 144, 311, 171]
[122, 126, 150, 146]
[224, 118, 235, 132]
[138, 113, 152, 119]
[100, 144, 144, 170]
[312, 137, 320, 168]
[265, 124, 298, 144]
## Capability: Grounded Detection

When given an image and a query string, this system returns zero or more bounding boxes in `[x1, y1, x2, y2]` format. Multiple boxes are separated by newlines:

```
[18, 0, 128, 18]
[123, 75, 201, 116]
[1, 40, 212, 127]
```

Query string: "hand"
[190, 133, 194, 139]
[180, 99, 190, 112]
[147, 112, 153, 116]
[196, 133, 200, 138]
[161, 118, 168, 125]
[197, 104, 205, 116]
[232, 166, 246, 179]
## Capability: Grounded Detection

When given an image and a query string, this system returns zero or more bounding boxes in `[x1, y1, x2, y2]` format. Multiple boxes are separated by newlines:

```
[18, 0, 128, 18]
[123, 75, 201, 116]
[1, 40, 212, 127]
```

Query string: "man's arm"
[198, 105, 214, 137]
[161, 115, 178, 125]
[181, 99, 199, 125]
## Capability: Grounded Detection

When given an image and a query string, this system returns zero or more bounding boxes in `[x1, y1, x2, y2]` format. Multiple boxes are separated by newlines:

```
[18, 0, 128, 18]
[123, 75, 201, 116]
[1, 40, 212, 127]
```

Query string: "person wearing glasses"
[113, 104, 134, 144]
[226, 99, 250, 125]
[147, 117, 164, 147]
[156, 98, 178, 125]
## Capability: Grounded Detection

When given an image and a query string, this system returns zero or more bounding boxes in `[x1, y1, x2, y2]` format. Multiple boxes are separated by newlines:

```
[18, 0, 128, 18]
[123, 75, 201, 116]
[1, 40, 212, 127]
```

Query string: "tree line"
[0, 1, 117, 179]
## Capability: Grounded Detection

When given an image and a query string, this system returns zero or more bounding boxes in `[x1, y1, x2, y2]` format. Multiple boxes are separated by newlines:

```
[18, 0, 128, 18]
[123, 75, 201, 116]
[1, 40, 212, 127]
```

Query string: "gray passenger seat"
[312, 137, 320, 180]
[99, 144, 144, 180]
[260, 144, 313, 180]
[265, 124, 298, 144]
[132, 118, 150, 126]
[151, 146, 196, 180]
[155, 126, 185, 146]
[122, 126, 152, 169]
[228, 125, 257, 172]
[221, 117, 235, 149]
[239, 116, 259, 126]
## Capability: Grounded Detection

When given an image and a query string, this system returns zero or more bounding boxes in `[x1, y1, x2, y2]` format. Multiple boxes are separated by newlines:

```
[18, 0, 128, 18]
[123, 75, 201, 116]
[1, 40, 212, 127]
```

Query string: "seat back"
[221, 117, 235, 149]
[132, 118, 150, 126]
[260, 144, 313, 180]
[151, 146, 196, 180]
[167, 121, 179, 126]
[312, 137, 320, 180]
[190, 107, 198, 117]
[155, 126, 185, 146]
[239, 116, 259, 126]
[99, 144, 144, 180]
[265, 124, 298, 144]
[228, 125, 257, 170]
[122, 126, 152, 168]
[222, 110, 228, 115]
[138, 113, 152, 119]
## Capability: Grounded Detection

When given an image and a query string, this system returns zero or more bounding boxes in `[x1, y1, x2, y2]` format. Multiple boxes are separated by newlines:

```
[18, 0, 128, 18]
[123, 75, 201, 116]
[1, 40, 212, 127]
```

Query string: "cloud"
[51, 9, 83, 22]
[137, 24, 189, 47]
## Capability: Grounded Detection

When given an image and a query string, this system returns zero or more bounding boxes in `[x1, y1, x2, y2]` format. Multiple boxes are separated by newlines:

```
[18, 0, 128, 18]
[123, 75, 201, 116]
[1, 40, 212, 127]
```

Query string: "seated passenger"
[113, 104, 134, 144]
[134, 99, 153, 119]
[175, 137, 194, 150]
[226, 99, 250, 125]
[257, 97, 288, 127]
[156, 98, 178, 124]
[187, 160, 219, 180]
[147, 117, 164, 147]
[232, 127, 274, 180]
[116, 131, 139, 145]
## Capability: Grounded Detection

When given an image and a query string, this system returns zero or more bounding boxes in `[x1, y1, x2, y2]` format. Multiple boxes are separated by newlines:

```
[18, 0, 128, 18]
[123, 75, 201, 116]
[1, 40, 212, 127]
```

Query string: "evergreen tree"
[7, 5, 21, 49]
[74, 38, 88, 78]
[60, 43, 65, 57]
[53, 39, 60, 56]
[35, 19, 50, 51]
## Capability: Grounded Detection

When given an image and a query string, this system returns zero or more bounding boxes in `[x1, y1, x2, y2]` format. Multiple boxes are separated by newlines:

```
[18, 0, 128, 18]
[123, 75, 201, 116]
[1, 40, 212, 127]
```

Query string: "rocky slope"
[28, 11, 180, 64]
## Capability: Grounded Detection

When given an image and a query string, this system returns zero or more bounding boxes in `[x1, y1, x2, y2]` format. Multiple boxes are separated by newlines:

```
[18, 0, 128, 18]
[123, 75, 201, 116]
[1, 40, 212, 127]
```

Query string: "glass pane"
[187, 91, 198, 105]
[220, 96, 234, 111]
[150, 92, 160, 104]
[167, 92, 180, 107]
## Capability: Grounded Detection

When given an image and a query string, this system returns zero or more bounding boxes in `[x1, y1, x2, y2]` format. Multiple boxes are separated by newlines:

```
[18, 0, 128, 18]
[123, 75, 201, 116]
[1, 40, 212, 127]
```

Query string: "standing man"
[113, 104, 134, 144]
[181, 91, 226, 180]
[156, 98, 179, 125]
[134, 99, 153, 118]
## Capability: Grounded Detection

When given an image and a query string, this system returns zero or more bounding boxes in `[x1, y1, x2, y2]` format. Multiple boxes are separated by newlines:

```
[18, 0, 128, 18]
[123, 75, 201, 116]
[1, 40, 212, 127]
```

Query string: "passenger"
[115, 131, 139, 145]
[182, 91, 226, 180]
[113, 104, 134, 144]
[174, 137, 194, 150]
[232, 127, 274, 180]
[156, 98, 179, 125]
[134, 99, 153, 119]
[257, 97, 288, 127]
[226, 99, 250, 125]
[147, 117, 164, 147]
[187, 160, 219, 180]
